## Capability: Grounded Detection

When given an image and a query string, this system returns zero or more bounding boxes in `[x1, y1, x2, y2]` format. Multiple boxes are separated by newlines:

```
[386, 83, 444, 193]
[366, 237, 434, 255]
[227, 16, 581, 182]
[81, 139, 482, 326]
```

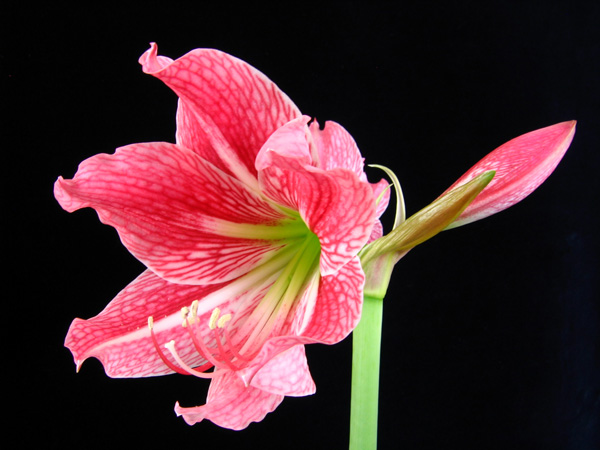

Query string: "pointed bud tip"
[446, 120, 577, 228]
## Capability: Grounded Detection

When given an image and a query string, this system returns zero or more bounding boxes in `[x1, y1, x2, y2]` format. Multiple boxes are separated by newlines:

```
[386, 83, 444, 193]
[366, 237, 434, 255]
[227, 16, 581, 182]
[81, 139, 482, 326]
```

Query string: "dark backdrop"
[4, 2, 599, 449]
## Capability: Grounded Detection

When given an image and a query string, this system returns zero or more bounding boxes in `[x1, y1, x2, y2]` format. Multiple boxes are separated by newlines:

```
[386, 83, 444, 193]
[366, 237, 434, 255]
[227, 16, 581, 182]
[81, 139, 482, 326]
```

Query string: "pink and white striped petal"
[175, 370, 284, 430]
[139, 43, 301, 187]
[446, 121, 576, 228]
[309, 119, 366, 178]
[254, 116, 314, 170]
[310, 120, 390, 221]
[295, 256, 365, 343]
[54, 141, 288, 285]
[175, 98, 231, 171]
[259, 153, 376, 275]
[250, 344, 316, 396]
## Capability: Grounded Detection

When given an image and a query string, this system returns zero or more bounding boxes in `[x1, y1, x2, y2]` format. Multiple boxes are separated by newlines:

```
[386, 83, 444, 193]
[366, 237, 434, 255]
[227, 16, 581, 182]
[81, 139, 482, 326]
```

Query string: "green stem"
[349, 294, 383, 450]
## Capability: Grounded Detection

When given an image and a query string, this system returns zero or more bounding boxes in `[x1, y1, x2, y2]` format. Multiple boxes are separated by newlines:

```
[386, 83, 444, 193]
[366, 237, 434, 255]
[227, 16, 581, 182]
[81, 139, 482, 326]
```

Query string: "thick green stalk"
[349, 294, 384, 450]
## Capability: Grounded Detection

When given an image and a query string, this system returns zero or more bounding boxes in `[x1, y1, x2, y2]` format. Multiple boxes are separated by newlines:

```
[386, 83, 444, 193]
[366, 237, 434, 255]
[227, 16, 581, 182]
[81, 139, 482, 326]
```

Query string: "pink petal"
[233, 335, 311, 388]
[249, 344, 316, 396]
[368, 220, 384, 243]
[371, 178, 391, 220]
[254, 116, 314, 170]
[309, 120, 390, 221]
[446, 121, 576, 227]
[65, 270, 228, 377]
[139, 43, 301, 185]
[309, 119, 366, 178]
[259, 153, 376, 275]
[368, 178, 392, 242]
[54, 141, 287, 285]
[295, 256, 365, 343]
[175, 371, 284, 429]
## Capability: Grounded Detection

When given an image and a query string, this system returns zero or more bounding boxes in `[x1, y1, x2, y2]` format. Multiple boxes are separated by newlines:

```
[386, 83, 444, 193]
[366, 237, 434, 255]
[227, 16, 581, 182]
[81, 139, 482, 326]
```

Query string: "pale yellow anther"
[148, 316, 154, 330]
[181, 306, 190, 319]
[209, 308, 221, 330]
[217, 314, 232, 328]
[190, 300, 199, 318]
[180, 306, 192, 327]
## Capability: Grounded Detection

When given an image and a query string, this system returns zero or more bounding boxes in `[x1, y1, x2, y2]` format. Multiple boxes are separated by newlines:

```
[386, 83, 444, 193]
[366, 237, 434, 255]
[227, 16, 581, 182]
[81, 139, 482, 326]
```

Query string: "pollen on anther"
[190, 300, 199, 318]
[209, 308, 221, 330]
[181, 306, 192, 327]
[181, 306, 190, 319]
[217, 314, 232, 328]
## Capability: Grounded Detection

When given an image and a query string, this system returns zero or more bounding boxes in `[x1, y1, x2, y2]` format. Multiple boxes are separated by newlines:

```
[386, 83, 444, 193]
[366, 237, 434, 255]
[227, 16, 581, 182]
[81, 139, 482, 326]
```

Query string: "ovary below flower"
[55, 43, 389, 430]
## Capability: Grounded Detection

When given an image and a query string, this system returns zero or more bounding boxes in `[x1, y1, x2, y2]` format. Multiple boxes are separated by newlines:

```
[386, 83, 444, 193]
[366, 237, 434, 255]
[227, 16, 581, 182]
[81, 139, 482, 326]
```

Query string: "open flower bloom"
[55, 43, 390, 430]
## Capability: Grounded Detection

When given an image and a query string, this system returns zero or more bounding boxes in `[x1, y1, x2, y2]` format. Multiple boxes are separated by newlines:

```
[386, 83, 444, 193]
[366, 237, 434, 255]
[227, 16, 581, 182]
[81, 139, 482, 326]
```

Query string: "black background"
[3, 2, 599, 449]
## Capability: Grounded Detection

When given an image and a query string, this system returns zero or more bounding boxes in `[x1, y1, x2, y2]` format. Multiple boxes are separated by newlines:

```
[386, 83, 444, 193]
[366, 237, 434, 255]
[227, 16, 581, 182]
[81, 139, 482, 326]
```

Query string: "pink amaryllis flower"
[55, 43, 389, 430]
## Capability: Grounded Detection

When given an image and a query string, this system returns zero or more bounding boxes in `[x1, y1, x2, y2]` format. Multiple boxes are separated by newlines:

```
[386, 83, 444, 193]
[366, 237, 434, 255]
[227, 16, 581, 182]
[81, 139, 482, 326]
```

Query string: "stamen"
[221, 326, 251, 363]
[211, 327, 240, 371]
[190, 300, 199, 319]
[164, 341, 218, 379]
[209, 308, 221, 330]
[217, 314, 232, 328]
[184, 317, 230, 370]
[148, 316, 189, 376]
[181, 306, 190, 327]
[189, 307, 243, 371]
